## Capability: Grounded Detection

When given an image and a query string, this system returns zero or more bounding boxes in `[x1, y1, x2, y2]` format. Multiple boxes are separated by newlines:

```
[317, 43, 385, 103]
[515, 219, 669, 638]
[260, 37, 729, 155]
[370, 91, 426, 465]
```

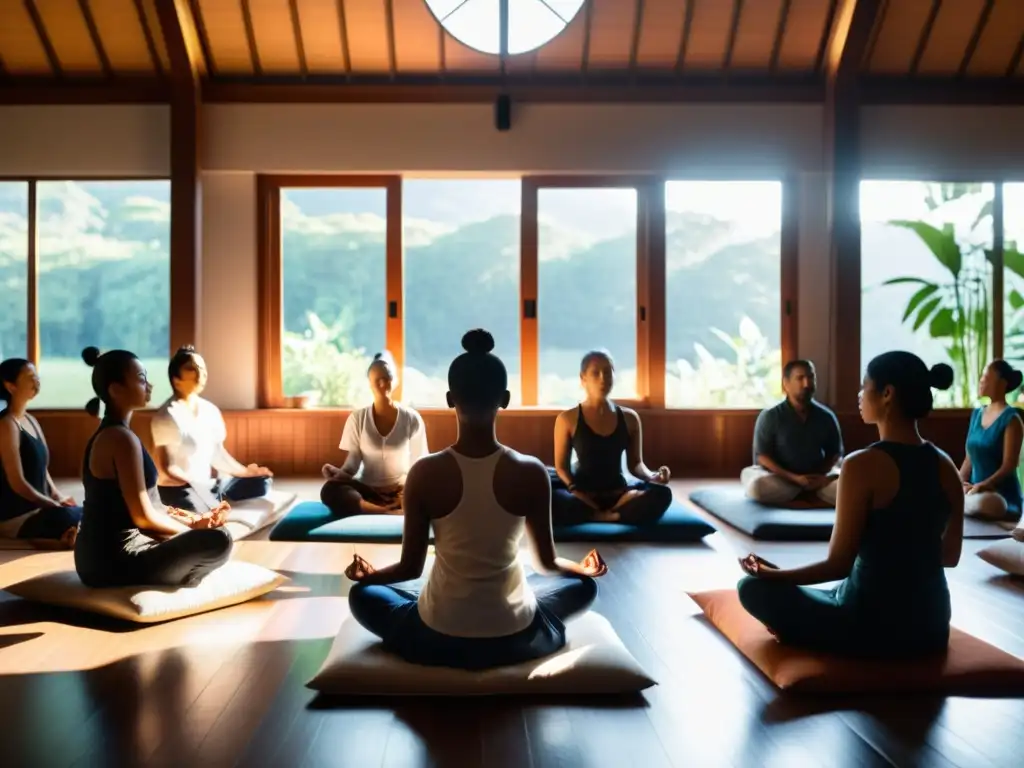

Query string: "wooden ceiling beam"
[769, 0, 793, 73]
[23, 0, 62, 77]
[0, 78, 170, 104]
[958, 0, 995, 76]
[813, 0, 840, 74]
[909, 0, 942, 76]
[188, 0, 217, 77]
[861, 75, 1024, 105]
[822, 0, 884, 408]
[674, 0, 695, 74]
[723, 0, 744, 71]
[1008, 33, 1024, 78]
[240, 0, 262, 75]
[288, 0, 308, 78]
[629, 0, 645, 75]
[155, 0, 203, 352]
[134, 0, 165, 76]
[337, 0, 351, 77]
[78, 0, 112, 77]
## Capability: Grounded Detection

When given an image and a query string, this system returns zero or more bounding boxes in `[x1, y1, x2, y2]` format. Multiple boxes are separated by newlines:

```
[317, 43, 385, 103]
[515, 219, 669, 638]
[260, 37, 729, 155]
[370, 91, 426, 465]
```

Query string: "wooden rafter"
[1008, 33, 1024, 78]
[629, 0, 645, 74]
[288, 0, 308, 77]
[909, 0, 942, 76]
[336, 0, 351, 76]
[188, 0, 217, 76]
[822, 0, 884, 409]
[958, 0, 994, 76]
[23, 0, 62, 77]
[155, 0, 203, 352]
[133, 0, 164, 76]
[769, 0, 792, 72]
[240, 0, 262, 75]
[385, 0, 397, 79]
[675, 0, 695, 74]
[78, 0, 112, 77]
[813, 0, 840, 73]
[723, 0, 744, 70]
[580, 0, 593, 77]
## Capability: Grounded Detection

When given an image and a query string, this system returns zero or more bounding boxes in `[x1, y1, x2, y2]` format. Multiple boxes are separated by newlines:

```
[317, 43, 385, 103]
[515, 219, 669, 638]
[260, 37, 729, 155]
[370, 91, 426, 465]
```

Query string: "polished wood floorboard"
[0, 479, 1022, 767]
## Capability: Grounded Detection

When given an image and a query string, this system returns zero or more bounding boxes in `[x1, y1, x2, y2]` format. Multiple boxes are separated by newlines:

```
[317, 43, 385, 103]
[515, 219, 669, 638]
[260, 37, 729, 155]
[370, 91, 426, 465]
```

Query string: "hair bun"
[928, 363, 954, 391]
[176, 344, 196, 354]
[81, 346, 101, 367]
[85, 397, 101, 417]
[461, 329, 495, 355]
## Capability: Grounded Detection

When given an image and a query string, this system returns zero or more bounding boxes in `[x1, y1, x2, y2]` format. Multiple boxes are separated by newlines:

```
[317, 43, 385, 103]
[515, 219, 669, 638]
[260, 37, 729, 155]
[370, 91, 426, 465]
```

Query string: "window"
[536, 187, 639, 406]
[664, 181, 783, 408]
[425, 0, 585, 56]
[1005, 183, 1024, 385]
[279, 186, 390, 408]
[0, 183, 28, 363]
[401, 179, 521, 407]
[860, 181, 995, 408]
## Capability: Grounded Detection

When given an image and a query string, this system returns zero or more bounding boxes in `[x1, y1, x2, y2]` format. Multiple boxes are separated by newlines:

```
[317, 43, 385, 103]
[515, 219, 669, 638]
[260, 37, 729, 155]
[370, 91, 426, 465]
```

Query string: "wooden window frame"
[834, 177, 1009, 414]
[0, 176, 173, 410]
[257, 173, 799, 413]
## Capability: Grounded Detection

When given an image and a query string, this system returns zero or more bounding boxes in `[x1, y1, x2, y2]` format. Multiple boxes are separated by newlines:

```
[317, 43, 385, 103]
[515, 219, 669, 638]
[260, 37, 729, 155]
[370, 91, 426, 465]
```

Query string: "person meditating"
[0, 358, 82, 548]
[320, 351, 428, 517]
[737, 352, 963, 657]
[344, 329, 606, 670]
[152, 346, 273, 513]
[960, 360, 1024, 521]
[742, 359, 843, 507]
[550, 350, 672, 525]
[74, 347, 233, 588]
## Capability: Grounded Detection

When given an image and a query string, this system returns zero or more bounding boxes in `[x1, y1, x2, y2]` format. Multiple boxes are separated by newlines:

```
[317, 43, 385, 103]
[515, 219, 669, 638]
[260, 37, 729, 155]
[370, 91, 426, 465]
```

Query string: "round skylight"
[425, 0, 586, 56]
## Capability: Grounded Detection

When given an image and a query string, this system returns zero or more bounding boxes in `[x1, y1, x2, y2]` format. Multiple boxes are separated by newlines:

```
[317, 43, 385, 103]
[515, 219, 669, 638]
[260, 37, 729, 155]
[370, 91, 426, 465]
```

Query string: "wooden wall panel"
[35, 409, 971, 480]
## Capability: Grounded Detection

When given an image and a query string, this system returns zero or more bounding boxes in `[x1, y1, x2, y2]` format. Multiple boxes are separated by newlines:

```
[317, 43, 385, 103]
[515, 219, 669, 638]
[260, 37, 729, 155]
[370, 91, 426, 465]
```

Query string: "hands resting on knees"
[738, 553, 779, 578]
[168, 501, 231, 530]
[343, 548, 610, 582]
[242, 463, 273, 478]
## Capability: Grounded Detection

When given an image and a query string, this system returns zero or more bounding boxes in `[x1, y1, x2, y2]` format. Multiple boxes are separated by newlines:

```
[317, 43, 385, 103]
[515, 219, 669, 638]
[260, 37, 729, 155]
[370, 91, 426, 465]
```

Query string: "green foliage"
[282, 313, 374, 407]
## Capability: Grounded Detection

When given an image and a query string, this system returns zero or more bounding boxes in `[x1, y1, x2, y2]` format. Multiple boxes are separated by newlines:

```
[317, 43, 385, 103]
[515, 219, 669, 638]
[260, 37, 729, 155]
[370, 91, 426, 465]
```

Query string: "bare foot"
[60, 526, 78, 550]
[1012, 528, 1024, 543]
[592, 509, 621, 523]
[611, 489, 644, 510]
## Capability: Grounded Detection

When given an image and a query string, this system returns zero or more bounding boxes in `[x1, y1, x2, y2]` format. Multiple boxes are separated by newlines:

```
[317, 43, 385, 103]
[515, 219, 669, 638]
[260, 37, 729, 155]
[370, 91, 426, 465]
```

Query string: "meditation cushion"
[307, 611, 655, 696]
[688, 589, 1024, 695]
[5, 561, 287, 624]
[223, 490, 298, 540]
[689, 487, 834, 541]
[270, 500, 712, 544]
[977, 538, 1024, 576]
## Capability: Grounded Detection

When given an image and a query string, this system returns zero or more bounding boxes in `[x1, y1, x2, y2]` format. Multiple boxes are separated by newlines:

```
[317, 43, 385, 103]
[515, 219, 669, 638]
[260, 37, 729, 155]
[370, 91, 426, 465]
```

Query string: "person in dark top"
[550, 350, 672, 525]
[742, 359, 844, 506]
[74, 347, 233, 589]
[0, 358, 82, 547]
[737, 352, 963, 658]
[960, 360, 1024, 521]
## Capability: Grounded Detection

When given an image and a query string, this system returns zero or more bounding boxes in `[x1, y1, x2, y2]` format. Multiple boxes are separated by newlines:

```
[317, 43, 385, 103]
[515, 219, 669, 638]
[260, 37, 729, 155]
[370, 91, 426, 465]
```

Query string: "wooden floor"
[1, 479, 1023, 768]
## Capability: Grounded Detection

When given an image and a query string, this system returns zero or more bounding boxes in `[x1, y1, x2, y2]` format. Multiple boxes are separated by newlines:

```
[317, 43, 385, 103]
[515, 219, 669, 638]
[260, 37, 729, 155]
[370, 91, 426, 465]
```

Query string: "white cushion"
[307, 611, 656, 696]
[977, 538, 1024, 576]
[223, 491, 297, 540]
[5, 561, 287, 623]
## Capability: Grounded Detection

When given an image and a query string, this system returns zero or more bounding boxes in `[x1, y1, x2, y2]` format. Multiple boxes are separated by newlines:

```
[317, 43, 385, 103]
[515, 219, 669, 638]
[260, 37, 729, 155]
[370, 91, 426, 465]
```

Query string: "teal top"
[835, 441, 951, 652]
[966, 406, 1022, 513]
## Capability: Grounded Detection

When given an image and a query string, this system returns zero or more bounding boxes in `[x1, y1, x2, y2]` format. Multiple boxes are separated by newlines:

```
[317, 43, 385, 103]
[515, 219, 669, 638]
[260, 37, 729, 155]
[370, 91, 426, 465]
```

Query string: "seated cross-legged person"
[742, 359, 843, 507]
[345, 329, 606, 671]
[0, 358, 82, 548]
[152, 346, 273, 513]
[550, 350, 672, 525]
[74, 347, 233, 589]
[960, 360, 1024, 521]
[321, 352, 428, 517]
[737, 353, 962, 658]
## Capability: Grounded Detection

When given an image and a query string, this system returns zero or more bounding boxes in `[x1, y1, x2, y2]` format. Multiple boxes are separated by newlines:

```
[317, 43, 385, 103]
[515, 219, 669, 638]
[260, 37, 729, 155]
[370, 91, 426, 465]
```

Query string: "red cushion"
[689, 589, 1024, 695]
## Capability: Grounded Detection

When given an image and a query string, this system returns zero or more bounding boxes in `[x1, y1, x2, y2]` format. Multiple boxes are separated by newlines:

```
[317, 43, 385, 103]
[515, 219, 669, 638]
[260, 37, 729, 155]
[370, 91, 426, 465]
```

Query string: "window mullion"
[993, 181, 1004, 361]
[520, 179, 539, 406]
[386, 177, 405, 401]
[27, 179, 39, 366]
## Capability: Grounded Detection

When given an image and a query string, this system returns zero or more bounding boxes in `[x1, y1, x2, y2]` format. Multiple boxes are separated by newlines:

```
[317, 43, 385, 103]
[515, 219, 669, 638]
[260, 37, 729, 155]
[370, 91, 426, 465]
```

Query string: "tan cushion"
[5, 561, 287, 624]
[689, 589, 1024, 694]
[223, 491, 297, 540]
[307, 611, 656, 696]
[977, 538, 1024, 576]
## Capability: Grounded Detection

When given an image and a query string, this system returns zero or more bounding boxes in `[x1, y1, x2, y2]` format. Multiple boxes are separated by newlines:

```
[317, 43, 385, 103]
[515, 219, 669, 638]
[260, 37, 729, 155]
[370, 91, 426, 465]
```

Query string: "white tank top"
[417, 447, 537, 638]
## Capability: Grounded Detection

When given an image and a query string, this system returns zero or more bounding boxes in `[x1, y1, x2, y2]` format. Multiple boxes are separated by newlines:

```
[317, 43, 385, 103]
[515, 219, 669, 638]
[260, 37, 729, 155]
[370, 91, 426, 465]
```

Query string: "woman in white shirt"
[151, 346, 273, 512]
[344, 330, 606, 670]
[321, 352, 428, 516]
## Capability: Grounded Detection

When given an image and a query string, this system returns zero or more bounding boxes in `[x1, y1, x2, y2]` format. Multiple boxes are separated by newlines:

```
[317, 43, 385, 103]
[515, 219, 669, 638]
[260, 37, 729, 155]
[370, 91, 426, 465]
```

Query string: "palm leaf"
[902, 283, 940, 321]
[913, 295, 942, 331]
[889, 220, 961, 276]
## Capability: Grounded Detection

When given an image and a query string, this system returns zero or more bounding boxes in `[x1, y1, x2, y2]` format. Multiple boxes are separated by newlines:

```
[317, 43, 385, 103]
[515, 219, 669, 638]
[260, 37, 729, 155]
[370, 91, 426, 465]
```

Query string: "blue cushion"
[270, 500, 714, 544]
[688, 486, 834, 541]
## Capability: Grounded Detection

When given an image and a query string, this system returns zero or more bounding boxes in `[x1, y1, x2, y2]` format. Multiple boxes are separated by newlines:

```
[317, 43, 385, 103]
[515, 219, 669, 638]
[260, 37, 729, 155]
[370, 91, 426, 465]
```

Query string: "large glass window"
[537, 188, 638, 406]
[402, 179, 521, 407]
[1004, 183, 1024, 389]
[35, 181, 171, 409]
[664, 181, 783, 408]
[860, 181, 995, 408]
[280, 188, 387, 408]
[0, 183, 28, 363]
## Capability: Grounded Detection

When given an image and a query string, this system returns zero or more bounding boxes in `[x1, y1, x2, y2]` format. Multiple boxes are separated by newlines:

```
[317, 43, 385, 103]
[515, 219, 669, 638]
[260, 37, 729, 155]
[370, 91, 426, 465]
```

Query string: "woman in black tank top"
[0, 358, 82, 546]
[74, 347, 232, 589]
[550, 350, 673, 525]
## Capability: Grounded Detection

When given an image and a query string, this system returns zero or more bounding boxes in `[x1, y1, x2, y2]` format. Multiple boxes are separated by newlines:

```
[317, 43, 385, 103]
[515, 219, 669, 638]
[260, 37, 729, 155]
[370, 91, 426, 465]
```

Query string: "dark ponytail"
[82, 346, 138, 417]
[0, 358, 30, 407]
[990, 359, 1023, 392]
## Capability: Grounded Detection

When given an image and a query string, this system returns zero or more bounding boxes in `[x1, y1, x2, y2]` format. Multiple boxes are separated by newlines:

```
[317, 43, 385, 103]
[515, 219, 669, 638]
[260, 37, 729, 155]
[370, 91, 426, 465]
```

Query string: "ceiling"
[0, 0, 1021, 96]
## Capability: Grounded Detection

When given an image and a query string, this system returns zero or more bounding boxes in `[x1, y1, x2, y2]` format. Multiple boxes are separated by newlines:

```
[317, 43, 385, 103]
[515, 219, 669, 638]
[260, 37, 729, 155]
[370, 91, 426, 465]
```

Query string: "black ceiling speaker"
[495, 94, 512, 131]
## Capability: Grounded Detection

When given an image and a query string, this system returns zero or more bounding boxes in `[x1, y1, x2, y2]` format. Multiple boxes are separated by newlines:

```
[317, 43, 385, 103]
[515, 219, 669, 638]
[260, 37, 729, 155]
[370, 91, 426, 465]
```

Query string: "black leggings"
[158, 476, 271, 513]
[549, 471, 672, 525]
[76, 528, 233, 589]
[16, 505, 83, 540]
[320, 478, 401, 517]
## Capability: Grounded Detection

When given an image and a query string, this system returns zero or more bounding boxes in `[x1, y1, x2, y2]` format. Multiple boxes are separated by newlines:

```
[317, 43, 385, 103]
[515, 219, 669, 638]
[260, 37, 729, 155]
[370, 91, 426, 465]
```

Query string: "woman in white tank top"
[345, 329, 608, 670]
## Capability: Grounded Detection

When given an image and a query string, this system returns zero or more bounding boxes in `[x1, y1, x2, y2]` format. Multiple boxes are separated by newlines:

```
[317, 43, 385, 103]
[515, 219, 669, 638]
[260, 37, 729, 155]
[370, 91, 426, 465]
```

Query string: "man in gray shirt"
[741, 359, 844, 507]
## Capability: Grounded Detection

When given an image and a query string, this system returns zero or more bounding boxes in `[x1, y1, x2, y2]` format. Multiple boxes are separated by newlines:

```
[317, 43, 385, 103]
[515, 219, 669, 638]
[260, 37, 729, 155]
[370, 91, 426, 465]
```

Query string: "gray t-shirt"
[752, 399, 843, 475]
